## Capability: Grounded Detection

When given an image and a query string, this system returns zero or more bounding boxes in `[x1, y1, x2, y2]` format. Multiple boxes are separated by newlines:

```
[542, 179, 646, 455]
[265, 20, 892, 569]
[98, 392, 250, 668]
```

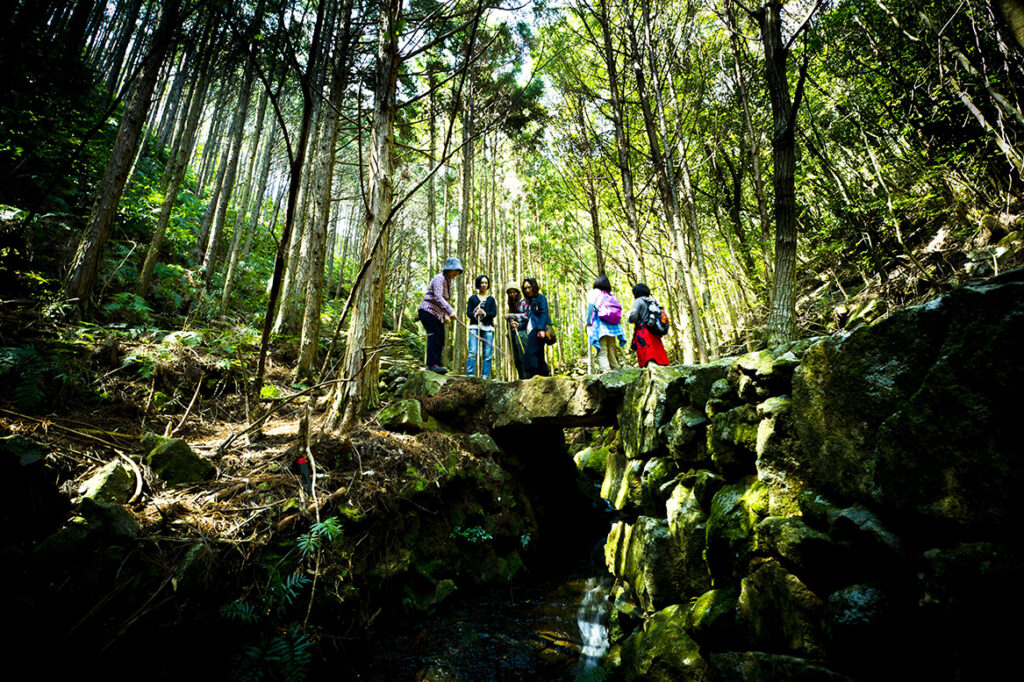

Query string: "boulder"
[467, 433, 500, 457]
[378, 399, 439, 432]
[573, 444, 609, 482]
[705, 477, 768, 584]
[822, 505, 903, 582]
[487, 373, 628, 428]
[618, 365, 695, 460]
[665, 483, 711, 598]
[606, 517, 688, 612]
[601, 442, 628, 507]
[0, 433, 48, 465]
[688, 588, 740, 647]
[610, 459, 644, 513]
[755, 516, 845, 588]
[79, 460, 134, 504]
[754, 396, 801, 516]
[78, 497, 140, 538]
[666, 405, 711, 468]
[706, 378, 740, 418]
[707, 404, 759, 478]
[791, 269, 1024, 531]
[400, 369, 449, 398]
[1, 434, 67, 543]
[736, 562, 826, 658]
[641, 457, 679, 516]
[173, 542, 217, 591]
[825, 584, 896, 672]
[728, 342, 811, 404]
[140, 432, 214, 485]
[620, 604, 709, 682]
[709, 652, 852, 681]
[690, 469, 726, 512]
[683, 358, 734, 409]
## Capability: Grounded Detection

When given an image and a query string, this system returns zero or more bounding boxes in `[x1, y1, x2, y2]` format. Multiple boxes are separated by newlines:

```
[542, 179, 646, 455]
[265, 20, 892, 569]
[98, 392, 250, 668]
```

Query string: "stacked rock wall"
[601, 269, 1024, 681]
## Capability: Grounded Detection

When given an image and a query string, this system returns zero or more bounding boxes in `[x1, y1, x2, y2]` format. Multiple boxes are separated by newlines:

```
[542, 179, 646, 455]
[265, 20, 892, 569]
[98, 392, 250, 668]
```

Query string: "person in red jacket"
[627, 283, 670, 368]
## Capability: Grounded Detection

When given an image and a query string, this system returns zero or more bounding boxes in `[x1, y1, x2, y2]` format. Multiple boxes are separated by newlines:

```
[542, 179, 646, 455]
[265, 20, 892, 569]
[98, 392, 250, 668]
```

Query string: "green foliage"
[232, 624, 313, 682]
[102, 292, 153, 325]
[220, 600, 260, 624]
[0, 346, 45, 409]
[260, 384, 283, 399]
[450, 525, 493, 544]
[296, 516, 343, 559]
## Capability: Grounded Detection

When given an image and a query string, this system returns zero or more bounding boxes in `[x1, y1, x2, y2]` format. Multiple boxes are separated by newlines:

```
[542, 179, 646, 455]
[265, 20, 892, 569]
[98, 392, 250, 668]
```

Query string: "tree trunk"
[254, 0, 329, 392]
[202, 60, 256, 284]
[756, 2, 802, 346]
[220, 87, 269, 308]
[327, 0, 403, 431]
[137, 51, 211, 295]
[64, 0, 179, 309]
[297, 0, 355, 383]
[595, 0, 644, 282]
[625, 3, 707, 362]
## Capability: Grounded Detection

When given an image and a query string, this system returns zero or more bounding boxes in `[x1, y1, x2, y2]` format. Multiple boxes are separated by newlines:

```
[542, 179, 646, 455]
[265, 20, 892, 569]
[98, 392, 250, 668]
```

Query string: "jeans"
[466, 328, 494, 378]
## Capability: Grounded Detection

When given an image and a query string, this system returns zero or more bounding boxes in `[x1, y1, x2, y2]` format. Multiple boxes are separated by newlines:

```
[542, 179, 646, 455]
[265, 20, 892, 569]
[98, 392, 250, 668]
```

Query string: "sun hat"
[443, 257, 464, 273]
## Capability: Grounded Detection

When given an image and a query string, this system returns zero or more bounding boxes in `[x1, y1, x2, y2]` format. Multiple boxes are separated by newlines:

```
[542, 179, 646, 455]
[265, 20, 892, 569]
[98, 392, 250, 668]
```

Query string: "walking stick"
[452, 317, 508, 360]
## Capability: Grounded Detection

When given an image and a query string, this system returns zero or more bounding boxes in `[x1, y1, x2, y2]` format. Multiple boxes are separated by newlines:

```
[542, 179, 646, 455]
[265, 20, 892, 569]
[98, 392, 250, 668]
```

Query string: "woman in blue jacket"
[521, 277, 552, 378]
[466, 275, 497, 379]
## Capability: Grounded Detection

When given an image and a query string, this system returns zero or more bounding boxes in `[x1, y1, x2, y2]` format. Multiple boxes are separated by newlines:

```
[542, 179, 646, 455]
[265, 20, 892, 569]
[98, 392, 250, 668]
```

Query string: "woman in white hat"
[417, 257, 463, 373]
[504, 281, 529, 379]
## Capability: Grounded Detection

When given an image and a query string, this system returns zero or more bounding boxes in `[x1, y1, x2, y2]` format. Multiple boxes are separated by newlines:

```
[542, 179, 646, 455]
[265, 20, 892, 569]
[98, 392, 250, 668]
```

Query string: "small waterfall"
[575, 576, 612, 675]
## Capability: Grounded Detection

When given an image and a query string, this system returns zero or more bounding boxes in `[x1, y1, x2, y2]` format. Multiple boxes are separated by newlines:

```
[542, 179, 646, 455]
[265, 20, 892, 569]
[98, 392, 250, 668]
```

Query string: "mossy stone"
[707, 404, 759, 478]
[736, 562, 826, 658]
[709, 652, 852, 681]
[620, 604, 709, 682]
[79, 460, 134, 504]
[140, 432, 214, 485]
[665, 483, 711, 598]
[688, 587, 739, 646]
[705, 477, 768, 584]
[574, 444, 609, 482]
[379, 399, 439, 432]
[0, 434, 48, 465]
[78, 497, 140, 537]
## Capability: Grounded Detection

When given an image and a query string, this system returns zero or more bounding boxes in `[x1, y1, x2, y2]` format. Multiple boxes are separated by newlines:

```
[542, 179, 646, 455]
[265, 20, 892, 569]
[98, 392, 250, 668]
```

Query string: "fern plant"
[0, 346, 45, 409]
[232, 624, 313, 682]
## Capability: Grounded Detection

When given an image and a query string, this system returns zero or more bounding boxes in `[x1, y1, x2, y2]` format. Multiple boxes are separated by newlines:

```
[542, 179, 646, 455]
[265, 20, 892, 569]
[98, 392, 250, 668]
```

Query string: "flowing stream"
[573, 576, 612, 677]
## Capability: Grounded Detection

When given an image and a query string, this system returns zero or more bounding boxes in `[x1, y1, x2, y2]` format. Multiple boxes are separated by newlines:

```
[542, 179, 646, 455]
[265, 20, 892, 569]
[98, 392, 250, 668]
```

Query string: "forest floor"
[0, 304, 470, 676]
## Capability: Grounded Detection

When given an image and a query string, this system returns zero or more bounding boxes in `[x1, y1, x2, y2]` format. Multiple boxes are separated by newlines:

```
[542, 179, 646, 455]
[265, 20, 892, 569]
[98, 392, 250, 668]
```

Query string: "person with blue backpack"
[586, 274, 627, 373]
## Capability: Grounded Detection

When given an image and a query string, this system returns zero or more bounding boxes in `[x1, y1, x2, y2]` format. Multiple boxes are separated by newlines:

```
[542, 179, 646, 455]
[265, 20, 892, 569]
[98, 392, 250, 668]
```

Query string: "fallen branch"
[171, 379, 203, 436]
[0, 408, 132, 449]
[117, 450, 144, 504]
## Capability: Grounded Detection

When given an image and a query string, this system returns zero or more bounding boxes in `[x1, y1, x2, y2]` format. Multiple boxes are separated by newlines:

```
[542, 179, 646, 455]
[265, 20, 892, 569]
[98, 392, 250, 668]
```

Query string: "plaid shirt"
[418, 273, 456, 321]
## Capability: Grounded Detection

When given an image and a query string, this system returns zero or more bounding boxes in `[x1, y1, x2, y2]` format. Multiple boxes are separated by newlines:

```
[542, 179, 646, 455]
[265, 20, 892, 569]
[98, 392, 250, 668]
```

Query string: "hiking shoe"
[428, 365, 449, 374]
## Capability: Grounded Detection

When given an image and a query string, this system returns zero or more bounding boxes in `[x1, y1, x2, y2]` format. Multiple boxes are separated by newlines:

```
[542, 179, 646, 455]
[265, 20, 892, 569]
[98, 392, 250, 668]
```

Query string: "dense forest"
[2, 0, 1023, 679]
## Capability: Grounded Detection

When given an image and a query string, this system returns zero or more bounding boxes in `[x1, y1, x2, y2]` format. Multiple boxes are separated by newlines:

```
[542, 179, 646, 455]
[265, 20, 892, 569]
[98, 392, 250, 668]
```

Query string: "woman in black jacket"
[521, 277, 552, 378]
[466, 275, 497, 378]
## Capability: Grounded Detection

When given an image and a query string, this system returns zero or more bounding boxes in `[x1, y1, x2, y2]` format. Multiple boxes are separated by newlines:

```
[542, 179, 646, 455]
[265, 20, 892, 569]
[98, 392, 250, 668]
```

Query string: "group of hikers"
[416, 257, 671, 379]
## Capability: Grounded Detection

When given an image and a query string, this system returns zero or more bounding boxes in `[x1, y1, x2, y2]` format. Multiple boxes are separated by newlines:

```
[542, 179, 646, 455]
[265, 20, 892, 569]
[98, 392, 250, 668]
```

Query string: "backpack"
[642, 297, 670, 336]
[596, 290, 622, 324]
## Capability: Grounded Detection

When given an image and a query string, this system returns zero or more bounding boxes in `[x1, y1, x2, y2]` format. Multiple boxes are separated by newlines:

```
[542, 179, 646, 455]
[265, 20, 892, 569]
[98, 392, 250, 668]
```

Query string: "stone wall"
[599, 269, 1024, 681]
